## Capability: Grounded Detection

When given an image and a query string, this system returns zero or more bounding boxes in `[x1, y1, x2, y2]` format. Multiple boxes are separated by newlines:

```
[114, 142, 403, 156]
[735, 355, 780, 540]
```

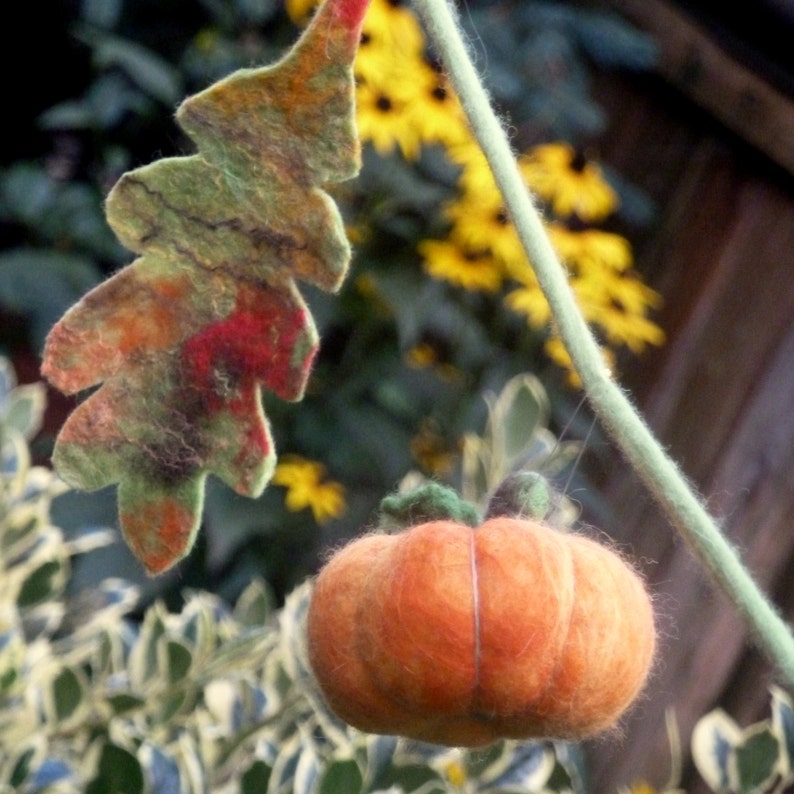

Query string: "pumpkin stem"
[485, 471, 553, 522]
[378, 481, 481, 530]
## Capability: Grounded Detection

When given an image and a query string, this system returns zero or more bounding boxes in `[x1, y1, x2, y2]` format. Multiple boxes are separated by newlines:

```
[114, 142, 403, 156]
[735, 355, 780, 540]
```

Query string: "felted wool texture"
[306, 533, 419, 736]
[356, 522, 476, 713]
[473, 520, 656, 740]
[473, 518, 576, 723]
[307, 517, 656, 747]
[379, 481, 481, 530]
[41, 0, 370, 575]
[535, 532, 657, 735]
[307, 523, 500, 748]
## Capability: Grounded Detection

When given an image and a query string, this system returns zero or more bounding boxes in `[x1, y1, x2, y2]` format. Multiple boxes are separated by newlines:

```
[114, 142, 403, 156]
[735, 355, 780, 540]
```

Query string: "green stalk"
[412, 0, 794, 687]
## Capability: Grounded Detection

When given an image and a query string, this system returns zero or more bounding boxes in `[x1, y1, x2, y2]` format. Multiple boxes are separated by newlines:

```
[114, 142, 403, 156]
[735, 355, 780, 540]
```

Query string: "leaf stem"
[412, 0, 794, 687]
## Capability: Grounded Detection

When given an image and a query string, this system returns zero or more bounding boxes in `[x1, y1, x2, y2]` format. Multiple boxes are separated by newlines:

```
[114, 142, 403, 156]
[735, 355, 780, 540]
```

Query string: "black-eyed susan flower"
[357, 0, 425, 61]
[404, 332, 463, 383]
[445, 194, 527, 274]
[407, 66, 471, 149]
[355, 77, 424, 159]
[446, 138, 500, 198]
[272, 455, 346, 524]
[418, 238, 506, 293]
[546, 223, 633, 273]
[573, 278, 666, 353]
[520, 142, 618, 222]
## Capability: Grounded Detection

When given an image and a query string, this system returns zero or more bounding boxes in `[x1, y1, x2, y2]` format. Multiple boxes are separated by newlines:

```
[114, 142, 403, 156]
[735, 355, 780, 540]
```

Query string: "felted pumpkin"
[307, 517, 655, 747]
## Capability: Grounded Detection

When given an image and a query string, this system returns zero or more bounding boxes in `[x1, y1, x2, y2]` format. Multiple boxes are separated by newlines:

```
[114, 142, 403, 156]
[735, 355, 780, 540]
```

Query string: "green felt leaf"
[42, 0, 370, 574]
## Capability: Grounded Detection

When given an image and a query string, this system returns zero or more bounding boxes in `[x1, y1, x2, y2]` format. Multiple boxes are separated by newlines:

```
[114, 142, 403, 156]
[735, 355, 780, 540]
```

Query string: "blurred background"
[1, 0, 793, 791]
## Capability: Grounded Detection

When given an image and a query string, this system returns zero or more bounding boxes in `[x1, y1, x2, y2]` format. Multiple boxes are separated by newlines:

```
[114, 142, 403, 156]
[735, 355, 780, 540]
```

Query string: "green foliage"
[1, 356, 591, 793]
[691, 688, 794, 794]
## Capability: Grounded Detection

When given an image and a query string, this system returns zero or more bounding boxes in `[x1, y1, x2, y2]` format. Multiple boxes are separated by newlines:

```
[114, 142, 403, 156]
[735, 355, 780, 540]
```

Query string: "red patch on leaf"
[181, 283, 316, 409]
[333, 0, 371, 31]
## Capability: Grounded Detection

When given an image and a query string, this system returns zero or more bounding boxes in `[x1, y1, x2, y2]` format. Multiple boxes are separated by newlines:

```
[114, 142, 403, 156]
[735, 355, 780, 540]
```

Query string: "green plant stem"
[412, 0, 794, 687]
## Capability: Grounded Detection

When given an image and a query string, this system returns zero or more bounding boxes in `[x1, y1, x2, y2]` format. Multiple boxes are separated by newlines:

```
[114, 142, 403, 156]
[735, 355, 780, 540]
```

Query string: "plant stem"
[412, 0, 794, 687]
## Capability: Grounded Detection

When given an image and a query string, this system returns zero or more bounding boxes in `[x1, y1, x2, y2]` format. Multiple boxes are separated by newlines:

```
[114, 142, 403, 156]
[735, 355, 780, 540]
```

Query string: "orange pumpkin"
[307, 517, 655, 746]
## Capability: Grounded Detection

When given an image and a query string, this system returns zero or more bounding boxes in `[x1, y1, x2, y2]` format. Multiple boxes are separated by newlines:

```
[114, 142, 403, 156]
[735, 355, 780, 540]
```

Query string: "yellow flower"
[625, 782, 658, 794]
[410, 418, 458, 477]
[547, 223, 633, 273]
[445, 193, 528, 275]
[520, 142, 618, 222]
[356, 76, 423, 160]
[442, 759, 468, 788]
[446, 137, 499, 198]
[407, 66, 471, 149]
[358, 0, 425, 60]
[419, 238, 505, 292]
[288, 0, 425, 56]
[272, 456, 346, 524]
[284, 0, 318, 25]
[353, 0, 472, 158]
[504, 276, 551, 329]
[405, 339, 462, 383]
[574, 280, 666, 353]
[544, 333, 615, 387]
[405, 342, 438, 369]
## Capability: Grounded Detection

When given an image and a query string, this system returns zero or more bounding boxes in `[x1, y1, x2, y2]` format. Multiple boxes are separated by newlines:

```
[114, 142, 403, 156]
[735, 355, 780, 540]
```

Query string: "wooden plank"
[587, 172, 794, 791]
[578, 78, 794, 787]
[608, 0, 794, 176]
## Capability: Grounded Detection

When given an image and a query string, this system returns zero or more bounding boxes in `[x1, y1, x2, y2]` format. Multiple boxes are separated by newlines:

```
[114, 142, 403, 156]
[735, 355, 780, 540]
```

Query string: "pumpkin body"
[307, 517, 655, 746]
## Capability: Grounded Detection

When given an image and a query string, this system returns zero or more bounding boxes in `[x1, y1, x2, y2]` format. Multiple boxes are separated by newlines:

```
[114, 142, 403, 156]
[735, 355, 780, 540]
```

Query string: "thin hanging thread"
[411, 0, 794, 687]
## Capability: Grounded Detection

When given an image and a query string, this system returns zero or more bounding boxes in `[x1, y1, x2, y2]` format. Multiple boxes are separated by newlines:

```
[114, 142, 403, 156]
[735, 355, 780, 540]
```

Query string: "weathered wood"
[608, 0, 794, 176]
[580, 62, 794, 791]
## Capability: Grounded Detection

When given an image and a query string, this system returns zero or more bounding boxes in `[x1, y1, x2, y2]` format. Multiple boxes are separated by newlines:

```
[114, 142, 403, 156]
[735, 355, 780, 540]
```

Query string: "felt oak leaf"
[41, 0, 371, 574]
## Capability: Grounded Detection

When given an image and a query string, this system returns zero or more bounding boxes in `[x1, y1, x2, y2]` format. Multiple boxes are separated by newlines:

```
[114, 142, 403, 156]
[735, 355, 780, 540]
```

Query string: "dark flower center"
[570, 149, 588, 173]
